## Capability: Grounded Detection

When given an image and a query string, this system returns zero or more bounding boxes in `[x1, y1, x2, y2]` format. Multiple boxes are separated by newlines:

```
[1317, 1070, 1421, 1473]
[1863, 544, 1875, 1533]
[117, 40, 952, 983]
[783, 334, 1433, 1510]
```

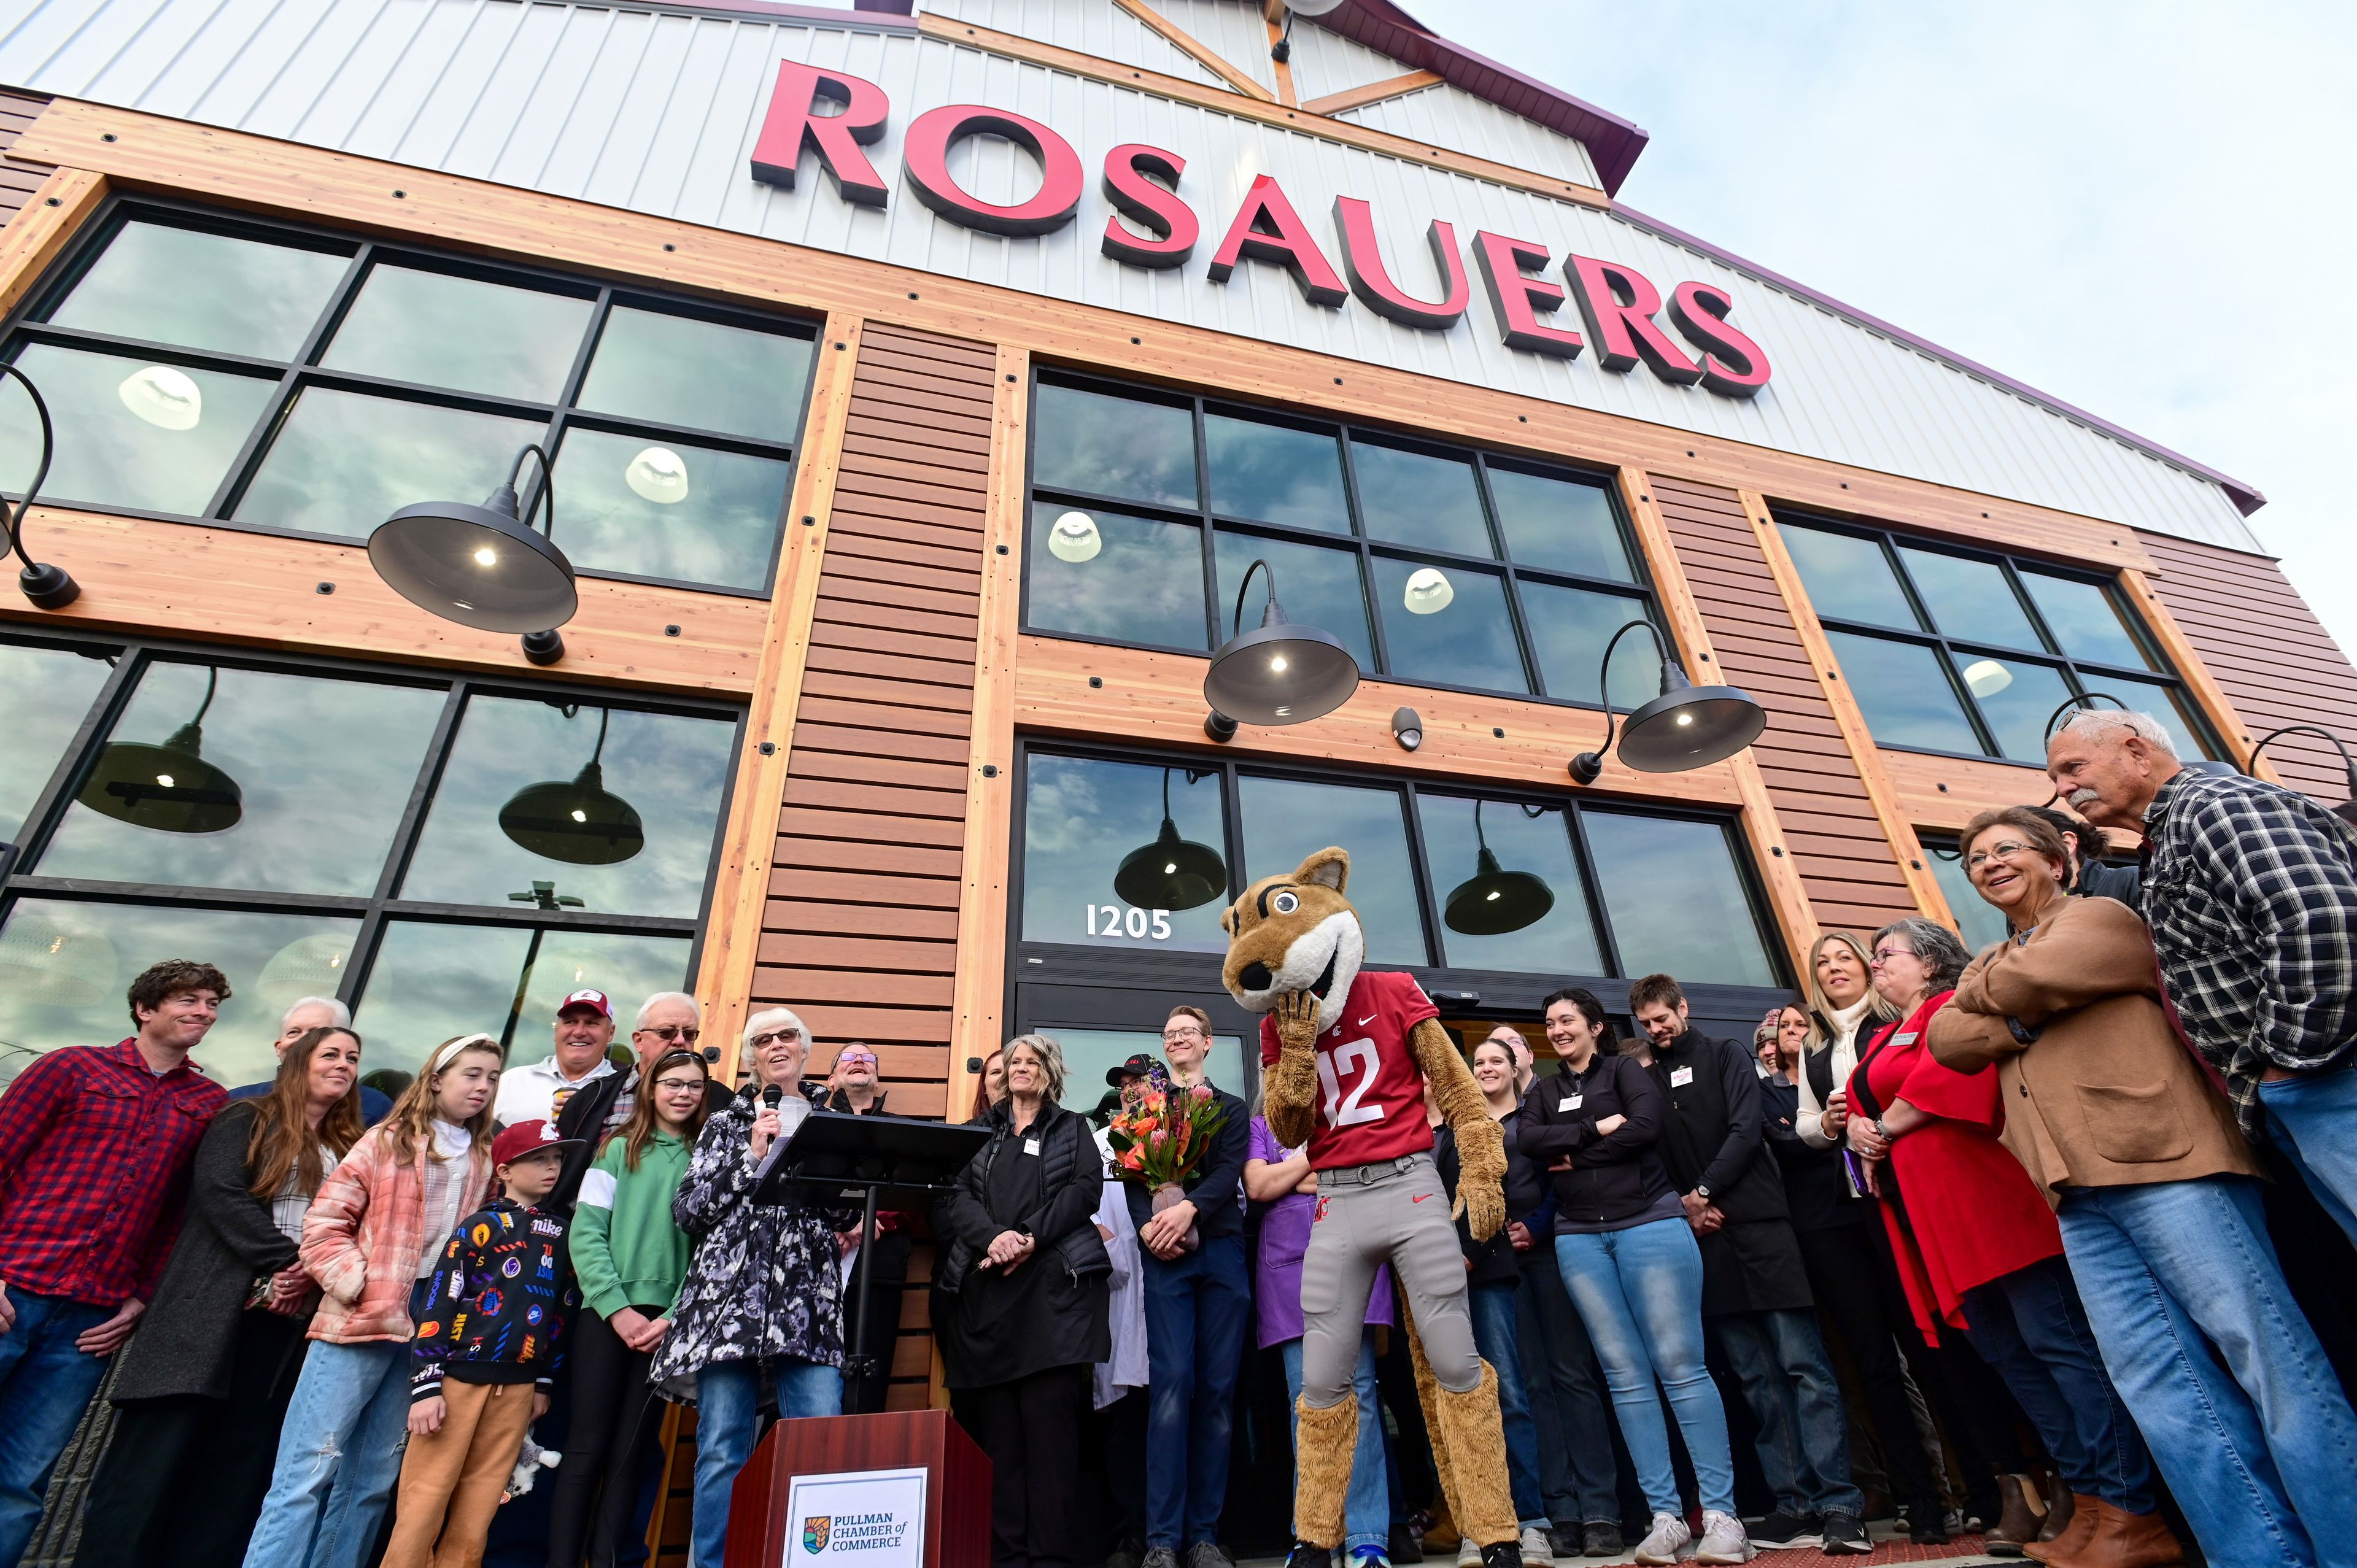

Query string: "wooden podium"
[724, 1409, 991, 1568]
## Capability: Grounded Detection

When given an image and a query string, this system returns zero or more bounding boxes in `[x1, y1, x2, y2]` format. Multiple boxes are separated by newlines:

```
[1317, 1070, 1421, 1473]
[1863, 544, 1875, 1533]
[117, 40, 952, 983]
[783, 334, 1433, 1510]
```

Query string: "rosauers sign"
[751, 62, 1771, 400]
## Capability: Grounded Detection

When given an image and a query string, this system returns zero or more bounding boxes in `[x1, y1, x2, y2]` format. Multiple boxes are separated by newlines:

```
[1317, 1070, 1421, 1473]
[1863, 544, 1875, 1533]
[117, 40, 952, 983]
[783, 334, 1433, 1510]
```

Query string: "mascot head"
[1220, 846, 1366, 1037]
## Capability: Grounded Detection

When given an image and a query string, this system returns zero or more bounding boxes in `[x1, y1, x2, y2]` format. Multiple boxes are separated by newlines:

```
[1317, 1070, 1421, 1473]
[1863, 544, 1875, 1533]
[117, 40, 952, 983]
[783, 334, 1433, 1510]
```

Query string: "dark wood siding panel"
[0, 90, 52, 228]
[1650, 474, 1921, 936]
[2141, 531, 2357, 806]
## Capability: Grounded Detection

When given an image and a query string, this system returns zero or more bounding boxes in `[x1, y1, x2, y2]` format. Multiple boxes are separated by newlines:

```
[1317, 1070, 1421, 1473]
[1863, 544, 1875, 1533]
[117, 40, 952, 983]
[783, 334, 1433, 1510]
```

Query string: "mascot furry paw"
[1225, 848, 1520, 1566]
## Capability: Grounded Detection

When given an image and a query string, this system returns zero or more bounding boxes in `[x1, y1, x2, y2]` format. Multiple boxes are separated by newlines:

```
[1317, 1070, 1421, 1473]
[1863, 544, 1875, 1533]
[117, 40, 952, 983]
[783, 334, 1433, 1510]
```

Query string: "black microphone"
[761, 1084, 783, 1111]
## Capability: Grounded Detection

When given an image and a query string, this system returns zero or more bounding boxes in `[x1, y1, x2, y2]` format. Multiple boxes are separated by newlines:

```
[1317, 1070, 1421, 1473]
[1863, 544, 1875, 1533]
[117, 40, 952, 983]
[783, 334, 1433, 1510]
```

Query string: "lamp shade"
[1113, 817, 1228, 910]
[1202, 576, 1360, 729]
[1444, 845, 1555, 936]
[1616, 664, 1768, 773]
[497, 759, 644, 865]
[370, 481, 578, 634]
[77, 720, 243, 833]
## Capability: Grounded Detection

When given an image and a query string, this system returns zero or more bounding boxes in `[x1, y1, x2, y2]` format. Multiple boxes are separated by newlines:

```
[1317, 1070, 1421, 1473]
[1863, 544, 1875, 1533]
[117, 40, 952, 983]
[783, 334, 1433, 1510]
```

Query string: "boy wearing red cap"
[385, 1119, 582, 1568]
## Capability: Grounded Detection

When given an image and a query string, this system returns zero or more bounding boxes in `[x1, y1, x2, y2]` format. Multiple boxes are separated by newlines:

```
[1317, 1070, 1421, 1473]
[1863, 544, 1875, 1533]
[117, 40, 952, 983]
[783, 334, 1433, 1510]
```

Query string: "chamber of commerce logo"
[803, 1518, 831, 1554]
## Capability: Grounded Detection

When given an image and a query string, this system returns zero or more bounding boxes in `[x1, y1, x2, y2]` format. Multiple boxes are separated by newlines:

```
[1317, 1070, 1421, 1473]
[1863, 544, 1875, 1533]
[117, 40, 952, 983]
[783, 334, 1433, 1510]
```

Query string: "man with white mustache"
[2046, 708, 2357, 1241]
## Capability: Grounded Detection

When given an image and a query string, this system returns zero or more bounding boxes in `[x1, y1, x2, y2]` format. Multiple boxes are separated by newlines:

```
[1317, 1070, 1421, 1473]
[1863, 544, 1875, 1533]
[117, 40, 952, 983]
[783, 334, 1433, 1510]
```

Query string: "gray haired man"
[550, 991, 732, 1212]
[226, 995, 391, 1123]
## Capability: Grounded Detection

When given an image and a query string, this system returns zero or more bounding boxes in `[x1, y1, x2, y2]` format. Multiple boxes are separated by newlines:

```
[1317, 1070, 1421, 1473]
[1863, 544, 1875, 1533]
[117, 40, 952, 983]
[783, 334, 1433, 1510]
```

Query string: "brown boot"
[2024, 1495, 2099, 1563]
[2042, 1501, 2183, 1568]
[1985, 1475, 2046, 1557]
[2038, 1481, 2076, 1544]
[1290, 1396, 1357, 1551]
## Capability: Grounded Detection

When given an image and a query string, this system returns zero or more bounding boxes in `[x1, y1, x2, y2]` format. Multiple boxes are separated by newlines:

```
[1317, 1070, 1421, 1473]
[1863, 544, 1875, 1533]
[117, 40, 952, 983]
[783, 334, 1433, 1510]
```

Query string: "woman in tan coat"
[1931, 806, 2357, 1568]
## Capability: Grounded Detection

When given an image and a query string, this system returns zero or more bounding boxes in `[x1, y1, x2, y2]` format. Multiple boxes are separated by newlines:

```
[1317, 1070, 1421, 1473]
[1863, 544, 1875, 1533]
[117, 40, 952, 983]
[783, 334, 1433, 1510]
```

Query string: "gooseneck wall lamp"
[2247, 725, 2357, 828]
[1113, 767, 1228, 910]
[1202, 558, 1360, 742]
[1443, 798, 1555, 935]
[77, 666, 244, 834]
[498, 707, 646, 865]
[370, 442, 577, 663]
[2, 365, 82, 611]
[1569, 620, 1765, 784]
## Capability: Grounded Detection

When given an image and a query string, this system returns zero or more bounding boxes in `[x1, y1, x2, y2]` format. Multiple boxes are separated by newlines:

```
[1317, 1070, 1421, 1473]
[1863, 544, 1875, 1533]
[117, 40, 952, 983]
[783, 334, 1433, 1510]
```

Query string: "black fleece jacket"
[1514, 1053, 1681, 1232]
[1644, 1029, 1789, 1225]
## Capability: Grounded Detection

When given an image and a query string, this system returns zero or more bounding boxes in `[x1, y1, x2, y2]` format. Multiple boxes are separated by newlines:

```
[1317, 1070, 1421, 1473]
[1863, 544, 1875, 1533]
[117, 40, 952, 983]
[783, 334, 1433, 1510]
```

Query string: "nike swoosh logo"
[1357, 1016, 1376, 1026]
[1411, 1193, 1431, 1203]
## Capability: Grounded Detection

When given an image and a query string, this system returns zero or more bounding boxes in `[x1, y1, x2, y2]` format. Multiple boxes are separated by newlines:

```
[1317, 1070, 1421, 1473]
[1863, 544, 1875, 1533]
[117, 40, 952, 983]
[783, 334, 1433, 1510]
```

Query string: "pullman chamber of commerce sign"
[751, 62, 1773, 400]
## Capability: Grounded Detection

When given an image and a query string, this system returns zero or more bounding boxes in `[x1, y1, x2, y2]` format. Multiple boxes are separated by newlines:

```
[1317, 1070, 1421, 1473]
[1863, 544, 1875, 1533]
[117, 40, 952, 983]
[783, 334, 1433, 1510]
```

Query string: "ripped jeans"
[241, 1283, 429, 1568]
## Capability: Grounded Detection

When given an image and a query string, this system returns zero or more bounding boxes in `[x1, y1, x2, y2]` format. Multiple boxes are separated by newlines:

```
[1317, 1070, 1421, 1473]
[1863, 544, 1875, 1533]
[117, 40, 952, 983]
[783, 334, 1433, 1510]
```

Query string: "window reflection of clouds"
[1416, 795, 1602, 975]
[1521, 582, 1660, 706]
[1212, 530, 1372, 668]
[2021, 572, 2153, 670]
[322, 266, 592, 404]
[1488, 468, 1633, 582]
[1582, 812, 1776, 986]
[1898, 549, 2040, 651]
[1370, 557, 1528, 693]
[1026, 501, 1206, 649]
[36, 663, 443, 897]
[1239, 775, 1426, 965]
[0, 643, 112, 843]
[355, 922, 690, 1077]
[1949, 653, 2072, 762]
[400, 698, 732, 919]
[49, 223, 348, 360]
[550, 428, 789, 590]
[1781, 526, 1918, 630]
[2096, 675, 2213, 761]
[1204, 414, 1349, 533]
[1827, 630, 1980, 754]
[1350, 444, 1491, 558]
[577, 307, 813, 443]
[233, 389, 540, 539]
[1021, 754, 1228, 952]
[1033, 385, 1197, 509]
[0, 345, 273, 515]
[1038, 1027, 1245, 1113]
[0, 898, 357, 1090]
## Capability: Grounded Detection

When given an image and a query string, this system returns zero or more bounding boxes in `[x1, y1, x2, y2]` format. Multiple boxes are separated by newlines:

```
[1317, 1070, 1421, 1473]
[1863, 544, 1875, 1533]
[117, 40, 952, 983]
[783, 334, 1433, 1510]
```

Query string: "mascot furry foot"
[1291, 1394, 1359, 1549]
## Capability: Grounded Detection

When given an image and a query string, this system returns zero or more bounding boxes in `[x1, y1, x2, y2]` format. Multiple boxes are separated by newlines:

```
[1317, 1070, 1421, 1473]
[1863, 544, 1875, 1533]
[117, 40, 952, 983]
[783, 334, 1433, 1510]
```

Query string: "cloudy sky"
[1441, 0, 2357, 652]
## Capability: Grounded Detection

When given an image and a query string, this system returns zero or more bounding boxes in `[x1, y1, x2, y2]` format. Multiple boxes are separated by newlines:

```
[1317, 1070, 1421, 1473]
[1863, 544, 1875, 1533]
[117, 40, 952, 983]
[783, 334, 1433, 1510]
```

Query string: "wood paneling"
[2140, 531, 2357, 806]
[1302, 71, 1446, 117]
[0, 89, 55, 227]
[1109, 0, 1274, 100]
[1646, 473, 1924, 944]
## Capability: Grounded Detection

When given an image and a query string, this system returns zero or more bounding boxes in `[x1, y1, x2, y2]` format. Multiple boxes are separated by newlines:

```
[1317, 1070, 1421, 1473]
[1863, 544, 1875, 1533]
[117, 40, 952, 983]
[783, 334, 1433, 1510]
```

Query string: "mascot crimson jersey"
[1259, 969, 1441, 1168]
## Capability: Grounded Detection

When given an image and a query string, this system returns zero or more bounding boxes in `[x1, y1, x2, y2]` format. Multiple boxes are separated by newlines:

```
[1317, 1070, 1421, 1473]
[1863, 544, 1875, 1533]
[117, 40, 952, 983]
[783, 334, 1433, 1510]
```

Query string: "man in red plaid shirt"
[0, 958, 230, 1567]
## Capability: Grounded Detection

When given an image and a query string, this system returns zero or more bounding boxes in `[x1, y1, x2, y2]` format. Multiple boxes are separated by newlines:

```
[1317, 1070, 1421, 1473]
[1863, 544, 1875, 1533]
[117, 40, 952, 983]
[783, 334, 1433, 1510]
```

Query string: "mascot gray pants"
[1299, 1153, 1482, 1405]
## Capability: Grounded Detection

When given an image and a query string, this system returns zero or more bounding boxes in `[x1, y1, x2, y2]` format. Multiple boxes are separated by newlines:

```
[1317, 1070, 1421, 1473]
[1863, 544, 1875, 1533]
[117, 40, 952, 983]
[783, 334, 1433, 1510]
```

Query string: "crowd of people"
[0, 708, 2349, 1568]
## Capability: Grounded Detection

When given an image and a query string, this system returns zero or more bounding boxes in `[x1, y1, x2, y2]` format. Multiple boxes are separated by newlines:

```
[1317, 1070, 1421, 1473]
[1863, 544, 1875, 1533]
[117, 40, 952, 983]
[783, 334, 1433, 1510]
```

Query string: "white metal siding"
[1282, 13, 1413, 104]
[1337, 83, 1600, 190]
[1133, 0, 1274, 94]
[0, 0, 2260, 550]
[919, 0, 1237, 95]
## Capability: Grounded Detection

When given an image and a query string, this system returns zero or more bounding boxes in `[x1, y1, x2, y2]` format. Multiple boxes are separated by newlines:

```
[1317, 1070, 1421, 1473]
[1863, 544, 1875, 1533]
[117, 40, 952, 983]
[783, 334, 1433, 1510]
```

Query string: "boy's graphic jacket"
[411, 1198, 578, 1402]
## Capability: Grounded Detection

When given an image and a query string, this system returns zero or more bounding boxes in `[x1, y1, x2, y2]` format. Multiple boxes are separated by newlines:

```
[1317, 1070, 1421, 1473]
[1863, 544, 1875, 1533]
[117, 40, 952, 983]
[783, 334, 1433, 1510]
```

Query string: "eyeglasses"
[837, 1051, 877, 1067]
[1965, 841, 2039, 871]
[640, 1024, 701, 1043]
[1161, 1030, 1202, 1045]
[748, 1029, 800, 1049]
[1870, 947, 1914, 965]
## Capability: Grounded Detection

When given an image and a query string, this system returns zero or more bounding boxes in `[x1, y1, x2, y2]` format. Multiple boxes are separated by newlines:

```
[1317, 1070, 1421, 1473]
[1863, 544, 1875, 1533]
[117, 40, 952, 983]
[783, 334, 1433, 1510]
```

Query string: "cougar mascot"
[1224, 846, 1521, 1568]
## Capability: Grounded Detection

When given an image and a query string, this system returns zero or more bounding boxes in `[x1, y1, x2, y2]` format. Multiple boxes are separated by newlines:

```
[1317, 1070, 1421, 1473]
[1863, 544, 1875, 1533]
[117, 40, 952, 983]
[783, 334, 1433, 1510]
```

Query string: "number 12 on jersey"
[1315, 1038, 1387, 1127]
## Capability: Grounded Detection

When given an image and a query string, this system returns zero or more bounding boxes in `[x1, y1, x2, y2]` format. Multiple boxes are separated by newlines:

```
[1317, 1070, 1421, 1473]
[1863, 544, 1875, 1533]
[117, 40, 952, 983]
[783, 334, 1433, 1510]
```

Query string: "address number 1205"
[1086, 904, 1172, 940]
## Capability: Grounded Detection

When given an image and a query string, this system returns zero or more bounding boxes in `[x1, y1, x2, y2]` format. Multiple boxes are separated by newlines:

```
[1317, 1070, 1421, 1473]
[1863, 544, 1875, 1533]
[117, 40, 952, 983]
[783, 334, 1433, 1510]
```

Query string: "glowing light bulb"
[1675, 711, 1694, 727]
[1047, 511, 1102, 563]
[1274, 705, 1292, 717]
[1485, 889, 1501, 901]
[570, 808, 587, 822]
[473, 546, 498, 566]
[1164, 862, 1178, 875]
[1270, 655, 1289, 672]
[1403, 566, 1454, 614]
[625, 446, 691, 504]
[118, 365, 203, 430]
[155, 773, 176, 788]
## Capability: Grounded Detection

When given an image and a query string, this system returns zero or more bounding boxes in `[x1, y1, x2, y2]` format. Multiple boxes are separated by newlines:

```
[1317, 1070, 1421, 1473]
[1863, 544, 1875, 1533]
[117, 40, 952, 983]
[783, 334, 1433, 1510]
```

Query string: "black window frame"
[1777, 511, 2224, 767]
[0, 627, 744, 1046]
[1020, 366, 1668, 710]
[0, 195, 823, 600]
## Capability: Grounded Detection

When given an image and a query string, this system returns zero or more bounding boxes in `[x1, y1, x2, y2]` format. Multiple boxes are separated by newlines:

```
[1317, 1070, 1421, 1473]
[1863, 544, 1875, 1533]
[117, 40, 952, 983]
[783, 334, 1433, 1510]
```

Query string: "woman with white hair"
[649, 1007, 858, 1568]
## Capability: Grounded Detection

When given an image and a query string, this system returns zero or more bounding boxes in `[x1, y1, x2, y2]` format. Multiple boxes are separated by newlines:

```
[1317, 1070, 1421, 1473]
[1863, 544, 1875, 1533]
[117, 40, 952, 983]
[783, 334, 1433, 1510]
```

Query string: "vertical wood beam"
[1264, 9, 1298, 107]
[2117, 566, 2285, 782]
[0, 166, 106, 318]
[1110, 0, 1276, 101]
[1738, 489, 1956, 927]
[695, 314, 864, 1081]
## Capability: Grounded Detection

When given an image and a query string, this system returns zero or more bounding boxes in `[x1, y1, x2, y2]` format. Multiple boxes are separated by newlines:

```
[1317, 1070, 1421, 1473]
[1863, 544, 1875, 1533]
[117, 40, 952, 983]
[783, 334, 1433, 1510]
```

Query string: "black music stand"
[751, 1110, 992, 1381]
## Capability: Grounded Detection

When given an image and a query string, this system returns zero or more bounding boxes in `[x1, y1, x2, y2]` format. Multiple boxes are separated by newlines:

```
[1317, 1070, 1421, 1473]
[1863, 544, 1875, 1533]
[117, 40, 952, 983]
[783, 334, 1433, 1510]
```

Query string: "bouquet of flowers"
[1105, 1064, 1231, 1251]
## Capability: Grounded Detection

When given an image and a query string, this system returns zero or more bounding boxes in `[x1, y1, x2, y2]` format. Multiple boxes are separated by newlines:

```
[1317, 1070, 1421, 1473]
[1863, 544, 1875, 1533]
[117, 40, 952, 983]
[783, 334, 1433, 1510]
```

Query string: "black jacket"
[549, 1063, 739, 1213]
[1644, 1030, 1788, 1225]
[110, 1102, 302, 1405]
[410, 1199, 576, 1400]
[2076, 857, 2143, 909]
[935, 1097, 1110, 1296]
[1514, 1053, 1679, 1232]
[1120, 1079, 1250, 1242]
[1433, 1123, 1519, 1286]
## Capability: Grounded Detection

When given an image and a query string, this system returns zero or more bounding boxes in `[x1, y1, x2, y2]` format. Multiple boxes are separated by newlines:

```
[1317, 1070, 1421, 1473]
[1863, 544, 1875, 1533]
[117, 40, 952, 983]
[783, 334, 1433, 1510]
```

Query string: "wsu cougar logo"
[803, 1517, 832, 1554]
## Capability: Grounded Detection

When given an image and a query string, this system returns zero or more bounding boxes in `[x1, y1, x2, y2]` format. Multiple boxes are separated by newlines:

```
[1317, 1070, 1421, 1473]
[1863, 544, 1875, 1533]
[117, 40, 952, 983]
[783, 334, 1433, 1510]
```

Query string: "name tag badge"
[1670, 1067, 1695, 1088]
[1558, 1094, 1583, 1112]
[1892, 1033, 1918, 1046]
[1022, 1137, 1040, 1156]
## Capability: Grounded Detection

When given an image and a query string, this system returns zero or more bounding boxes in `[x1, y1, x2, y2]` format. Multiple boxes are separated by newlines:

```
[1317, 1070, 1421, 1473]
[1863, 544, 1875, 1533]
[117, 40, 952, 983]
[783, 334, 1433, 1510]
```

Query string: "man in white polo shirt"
[493, 989, 619, 1126]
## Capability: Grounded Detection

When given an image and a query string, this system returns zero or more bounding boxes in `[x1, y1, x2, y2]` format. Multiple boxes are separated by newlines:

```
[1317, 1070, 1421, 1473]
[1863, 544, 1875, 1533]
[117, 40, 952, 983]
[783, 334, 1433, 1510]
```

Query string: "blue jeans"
[1960, 1254, 2155, 1514]
[1554, 1219, 1736, 1518]
[2060, 1176, 2357, 1568]
[1714, 1307, 1863, 1520]
[1280, 1332, 1389, 1554]
[2261, 1064, 2357, 1246]
[1515, 1247, 1619, 1526]
[0, 1290, 110, 1568]
[1468, 1281, 1548, 1529]
[1142, 1234, 1251, 1550]
[692, 1358, 843, 1568]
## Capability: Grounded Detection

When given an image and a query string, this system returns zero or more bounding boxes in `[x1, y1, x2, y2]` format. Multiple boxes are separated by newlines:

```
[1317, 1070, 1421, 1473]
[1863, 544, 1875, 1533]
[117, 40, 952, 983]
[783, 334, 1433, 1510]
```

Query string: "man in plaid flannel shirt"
[2049, 709, 2357, 1241]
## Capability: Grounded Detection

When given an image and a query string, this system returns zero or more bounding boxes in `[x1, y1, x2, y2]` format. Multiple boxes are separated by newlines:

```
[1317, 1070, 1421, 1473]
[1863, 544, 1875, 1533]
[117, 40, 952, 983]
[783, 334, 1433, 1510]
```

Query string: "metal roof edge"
[543, 0, 921, 29]
[1612, 201, 2267, 517]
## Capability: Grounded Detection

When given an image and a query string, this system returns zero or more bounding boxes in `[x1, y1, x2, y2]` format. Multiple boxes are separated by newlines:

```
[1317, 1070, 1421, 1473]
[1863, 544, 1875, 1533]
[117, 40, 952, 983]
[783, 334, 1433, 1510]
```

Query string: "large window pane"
[2092, 675, 2215, 760]
[1489, 468, 1633, 582]
[355, 921, 691, 1079]
[1035, 1027, 1246, 1115]
[1781, 525, 1919, 630]
[1370, 557, 1528, 693]
[1520, 583, 1658, 707]
[1031, 384, 1196, 509]
[1213, 530, 1372, 672]
[1582, 812, 1776, 986]
[1204, 412, 1348, 533]
[549, 427, 789, 590]
[0, 344, 274, 516]
[0, 899, 358, 1089]
[2021, 571, 2153, 670]
[1899, 548, 2042, 651]
[1828, 630, 1981, 753]
[1239, 775, 1426, 965]
[1417, 795, 1603, 975]
[1948, 652, 2074, 763]
[1025, 501, 1206, 649]
[1021, 754, 1229, 953]
[1350, 442, 1491, 557]
[234, 389, 541, 539]
[1926, 844, 2013, 955]
[576, 307, 813, 442]
[0, 642, 113, 844]
[37, 663, 443, 897]
[50, 222, 348, 360]
[321, 265, 592, 403]
[400, 698, 732, 917]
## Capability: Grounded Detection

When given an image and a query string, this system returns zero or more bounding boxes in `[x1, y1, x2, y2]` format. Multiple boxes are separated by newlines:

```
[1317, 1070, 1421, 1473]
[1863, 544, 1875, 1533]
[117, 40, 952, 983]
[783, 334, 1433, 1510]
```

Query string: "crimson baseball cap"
[492, 1119, 584, 1167]
[557, 989, 612, 1019]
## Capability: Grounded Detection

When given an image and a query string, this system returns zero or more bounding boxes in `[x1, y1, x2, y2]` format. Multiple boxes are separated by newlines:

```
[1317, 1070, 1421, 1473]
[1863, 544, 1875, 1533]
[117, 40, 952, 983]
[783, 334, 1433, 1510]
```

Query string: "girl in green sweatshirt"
[546, 1048, 713, 1568]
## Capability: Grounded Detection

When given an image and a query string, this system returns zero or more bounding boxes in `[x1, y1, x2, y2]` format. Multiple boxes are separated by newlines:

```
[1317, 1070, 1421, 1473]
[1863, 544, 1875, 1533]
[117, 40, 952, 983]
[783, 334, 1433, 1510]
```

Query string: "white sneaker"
[1693, 1511, 1754, 1564]
[1631, 1513, 1690, 1566]
[1517, 1526, 1553, 1566]
[1456, 1538, 1480, 1568]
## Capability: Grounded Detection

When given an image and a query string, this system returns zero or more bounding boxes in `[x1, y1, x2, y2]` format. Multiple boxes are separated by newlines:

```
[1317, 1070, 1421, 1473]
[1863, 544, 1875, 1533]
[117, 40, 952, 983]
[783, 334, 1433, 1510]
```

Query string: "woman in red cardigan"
[1846, 918, 2164, 1566]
